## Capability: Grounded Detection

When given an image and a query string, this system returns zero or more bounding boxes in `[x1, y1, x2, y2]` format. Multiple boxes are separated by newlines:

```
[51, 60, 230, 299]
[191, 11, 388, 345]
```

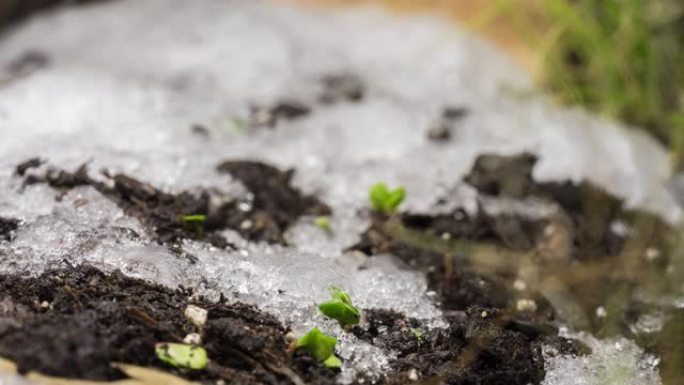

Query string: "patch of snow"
[543, 329, 662, 385]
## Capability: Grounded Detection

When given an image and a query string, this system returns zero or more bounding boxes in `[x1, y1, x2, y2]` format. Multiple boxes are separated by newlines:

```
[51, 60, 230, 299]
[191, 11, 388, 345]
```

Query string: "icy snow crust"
[542, 329, 662, 385]
[0, 0, 678, 382]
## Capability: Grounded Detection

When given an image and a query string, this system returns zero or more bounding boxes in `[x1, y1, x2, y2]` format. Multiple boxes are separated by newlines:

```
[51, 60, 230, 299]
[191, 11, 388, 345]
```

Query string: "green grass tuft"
[544, 0, 683, 161]
[489, 0, 684, 168]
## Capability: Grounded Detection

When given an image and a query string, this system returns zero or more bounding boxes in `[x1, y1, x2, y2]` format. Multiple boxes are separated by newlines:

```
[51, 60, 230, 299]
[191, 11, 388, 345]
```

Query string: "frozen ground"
[0, 0, 679, 383]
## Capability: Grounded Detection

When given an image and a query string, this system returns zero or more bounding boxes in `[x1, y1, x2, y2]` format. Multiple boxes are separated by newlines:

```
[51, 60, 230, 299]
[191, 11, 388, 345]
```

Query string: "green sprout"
[323, 354, 342, 369]
[369, 183, 405, 214]
[318, 287, 360, 327]
[409, 328, 423, 345]
[181, 214, 206, 234]
[181, 214, 207, 224]
[314, 216, 332, 233]
[155, 343, 208, 370]
[296, 327, 342, 368]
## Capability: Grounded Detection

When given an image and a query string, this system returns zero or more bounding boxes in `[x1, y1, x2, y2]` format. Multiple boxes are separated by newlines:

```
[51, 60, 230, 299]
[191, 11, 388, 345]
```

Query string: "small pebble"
[596, 306, 607, 318]
[513, 279, 527, 291]
[184, 304, 208, 327]
[408, 369, 419, 381]
[516, 299, 537, 312]
[183, 333, 202, 345]
[645, 247, 660, 262]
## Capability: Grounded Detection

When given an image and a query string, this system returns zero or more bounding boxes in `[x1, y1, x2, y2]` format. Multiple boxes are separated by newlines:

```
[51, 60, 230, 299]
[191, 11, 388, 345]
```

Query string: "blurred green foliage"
[540, 0, 684, 167]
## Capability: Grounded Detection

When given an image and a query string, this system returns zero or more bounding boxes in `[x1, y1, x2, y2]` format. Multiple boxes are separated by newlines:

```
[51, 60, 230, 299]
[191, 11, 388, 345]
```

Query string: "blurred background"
[2, 0, 682, 167]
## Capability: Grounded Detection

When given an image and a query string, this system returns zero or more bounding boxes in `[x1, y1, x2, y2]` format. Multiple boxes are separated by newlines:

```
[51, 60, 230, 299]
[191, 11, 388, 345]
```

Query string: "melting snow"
[0, 0, 680, 382]
[543, 329, 662, 385]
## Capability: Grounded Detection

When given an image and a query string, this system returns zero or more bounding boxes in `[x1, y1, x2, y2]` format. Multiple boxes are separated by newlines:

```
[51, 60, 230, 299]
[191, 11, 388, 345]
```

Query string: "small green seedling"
[181, 214, 207, 224]
[296, 327, 341, 368]
[318, 287, 360, 327]
[409, 328, 423, 345]
[155, 343, 208, 370]
[323, 354, 342, 369]
[314, 216, 332, 233]
[369, 183, 405, 214]
[181, 214, 206, 234]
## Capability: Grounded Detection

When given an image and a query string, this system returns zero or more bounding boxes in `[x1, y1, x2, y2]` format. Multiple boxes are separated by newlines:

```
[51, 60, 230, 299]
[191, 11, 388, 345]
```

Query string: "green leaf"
[181, 214, 207, 224]
[155, 343, 208, 370]
[409, 328, 423, 345]
[296, 327, 337, 362]
[323, 354, 342, 369]
[329, 286, 352, 306]
[318, 287, 360, 327]
[314, 216, 332, 233]
[386, 187, 405, 212]
[369, 183, 405, 213]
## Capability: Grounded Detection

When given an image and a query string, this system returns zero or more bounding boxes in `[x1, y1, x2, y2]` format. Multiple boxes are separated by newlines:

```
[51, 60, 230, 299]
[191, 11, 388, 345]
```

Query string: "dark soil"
[349, 152, 674, 383]
[217, 160, 331, 243]
[464, 153, 669, 260]
[0, 0, 110, 29]
[0, 265, 336, 384]
[19, 159, 331, 246]
[3, 50, 49, 81]
[0, 217, 20, 242]
[14, 157, 44, 176]
[250, 101, 311, 128]
[319, 74, 365, 104]
[0, 264, 579, 385]
[353, 308, 582, 385]
[426, 106, 468, 142]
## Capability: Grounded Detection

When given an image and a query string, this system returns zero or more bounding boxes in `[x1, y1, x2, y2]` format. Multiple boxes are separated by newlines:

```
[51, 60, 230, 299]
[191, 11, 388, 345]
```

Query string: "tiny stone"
[644, 247, 660, 262]
[513, 279, 527, 291]
[481, 310, 488, 318]
[183, 333, 202, 345]
[442, 106, 468, 120]
[408, 369, 419, 381]
[426, 121, 451, 142]
[238, 202, 252, 212]
[40, 300, 50, 308]
[516, 299, 537, 312]
[240, 219, 253, 230]
[184, 305, 208, 327]
[596, 306, 607, 318]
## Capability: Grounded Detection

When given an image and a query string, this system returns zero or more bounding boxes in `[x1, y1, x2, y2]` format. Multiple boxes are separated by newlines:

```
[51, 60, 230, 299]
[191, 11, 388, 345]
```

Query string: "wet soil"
[0, 265, 336, 384]
[19, 159, 331, 246]
[0, 217, 20, 242]
[4, 152, 677, 384]
[463, 153, 669, 261]
[0, 0, 110, 29]
[0, 263, 580, 385]
[354, 308, 583, 385]
[217, 160, 331, 243]
[250, 101, 312, 128]
[426, 106, 468, 143]
[351, 152, 677, 383]
[319, 74, 365, 104]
